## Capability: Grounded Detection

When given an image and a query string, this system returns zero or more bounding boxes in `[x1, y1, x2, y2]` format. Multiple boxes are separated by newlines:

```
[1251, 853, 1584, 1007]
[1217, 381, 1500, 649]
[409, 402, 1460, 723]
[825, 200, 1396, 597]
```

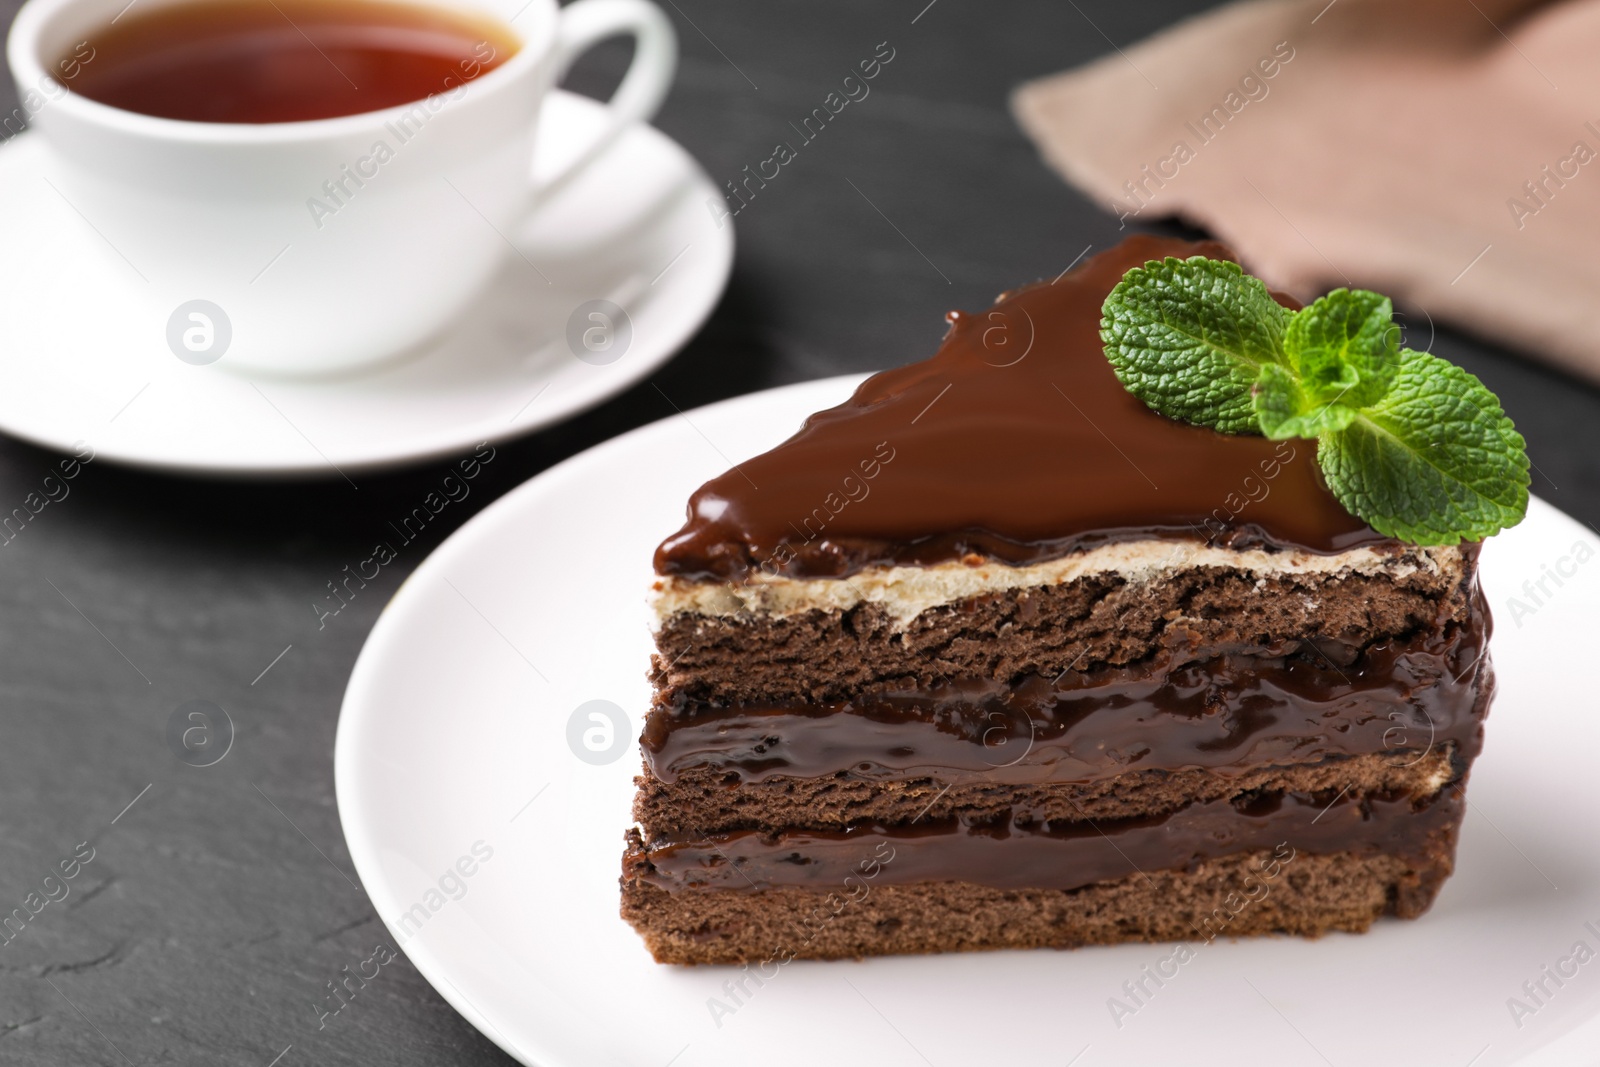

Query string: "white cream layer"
[652, 540, 1463, 629]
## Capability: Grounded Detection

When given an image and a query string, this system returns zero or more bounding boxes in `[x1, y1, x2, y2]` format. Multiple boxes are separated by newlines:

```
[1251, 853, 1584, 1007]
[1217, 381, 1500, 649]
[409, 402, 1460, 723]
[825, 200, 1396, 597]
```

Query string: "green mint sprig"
[1100, 256, 1529, 545]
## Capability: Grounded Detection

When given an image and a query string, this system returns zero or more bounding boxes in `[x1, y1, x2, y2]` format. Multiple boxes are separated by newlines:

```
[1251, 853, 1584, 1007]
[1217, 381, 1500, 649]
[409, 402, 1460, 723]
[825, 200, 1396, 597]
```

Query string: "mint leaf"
[1097, 254, 1530, 545]
[1317, 350, 1530, 544]
[1283, 288, 1401, 409]
[1100, 256, 1289, 434]
[1253, 362, 1359, 439]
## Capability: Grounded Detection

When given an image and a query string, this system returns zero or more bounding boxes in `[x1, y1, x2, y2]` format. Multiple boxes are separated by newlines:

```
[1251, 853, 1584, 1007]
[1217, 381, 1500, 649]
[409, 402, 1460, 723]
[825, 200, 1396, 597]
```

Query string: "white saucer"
[0, 92, 732, 477]
[336, 373, 1600, 1067]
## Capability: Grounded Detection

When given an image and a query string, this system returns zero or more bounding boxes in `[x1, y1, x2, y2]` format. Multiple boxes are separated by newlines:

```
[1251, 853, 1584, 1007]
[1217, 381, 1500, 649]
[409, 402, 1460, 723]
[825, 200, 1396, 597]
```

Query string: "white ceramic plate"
[337, 374, 1600, 1066]
[0, 91, 732, 476]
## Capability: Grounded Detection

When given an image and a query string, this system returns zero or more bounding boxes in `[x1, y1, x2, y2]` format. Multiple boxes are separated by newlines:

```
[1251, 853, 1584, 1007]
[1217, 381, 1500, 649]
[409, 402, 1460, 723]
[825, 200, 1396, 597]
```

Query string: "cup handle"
[529, 0, 677, 208]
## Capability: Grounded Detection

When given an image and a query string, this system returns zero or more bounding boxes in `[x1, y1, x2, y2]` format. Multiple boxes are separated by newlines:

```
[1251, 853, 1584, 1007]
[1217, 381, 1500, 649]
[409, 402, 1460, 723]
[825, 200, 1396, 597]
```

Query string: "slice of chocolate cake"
[621, 234, 1498, 965]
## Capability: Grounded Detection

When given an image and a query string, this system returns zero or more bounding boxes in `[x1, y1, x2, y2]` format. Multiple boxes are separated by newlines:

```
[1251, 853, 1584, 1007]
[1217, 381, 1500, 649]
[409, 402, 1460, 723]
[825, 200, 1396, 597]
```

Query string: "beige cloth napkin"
[1013, 0, 1600, 381]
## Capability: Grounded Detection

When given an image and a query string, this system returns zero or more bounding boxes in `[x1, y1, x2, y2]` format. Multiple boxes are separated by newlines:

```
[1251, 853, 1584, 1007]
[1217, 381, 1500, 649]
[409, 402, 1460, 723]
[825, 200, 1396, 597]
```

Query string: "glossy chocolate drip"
[643, 601, 1490, 786]
[656, 235, 1392, 582]
[634, 786, 1458, 894]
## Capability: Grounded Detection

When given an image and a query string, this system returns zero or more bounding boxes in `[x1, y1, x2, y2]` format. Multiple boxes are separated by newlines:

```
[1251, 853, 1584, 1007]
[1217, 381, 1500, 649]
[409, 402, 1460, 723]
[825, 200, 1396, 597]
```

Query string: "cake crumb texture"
[620, 844, 1454, 965]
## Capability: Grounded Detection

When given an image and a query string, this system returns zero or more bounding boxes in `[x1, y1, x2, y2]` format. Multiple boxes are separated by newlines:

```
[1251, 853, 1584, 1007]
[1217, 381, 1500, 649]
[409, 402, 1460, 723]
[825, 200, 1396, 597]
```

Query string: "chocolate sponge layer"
[652, 563, 1472, 708]
[621, 845, 1454, 965]
[633, 747, 1462, 839]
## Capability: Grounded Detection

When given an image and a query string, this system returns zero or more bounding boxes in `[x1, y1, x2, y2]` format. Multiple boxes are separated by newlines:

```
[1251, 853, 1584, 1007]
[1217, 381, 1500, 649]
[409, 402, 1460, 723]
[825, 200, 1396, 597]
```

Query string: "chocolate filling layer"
[629, 786, 1460, 895]
[644, 609, 1489, 787]
[655, 235, 1397, 582]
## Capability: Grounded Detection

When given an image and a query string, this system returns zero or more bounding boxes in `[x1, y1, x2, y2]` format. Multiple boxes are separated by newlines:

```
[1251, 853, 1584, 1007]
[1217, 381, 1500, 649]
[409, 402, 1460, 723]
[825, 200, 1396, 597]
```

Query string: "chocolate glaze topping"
[632, 786, 1459, 894]
[643, 596, 1491, 786]
[656, 235, 1392, 582]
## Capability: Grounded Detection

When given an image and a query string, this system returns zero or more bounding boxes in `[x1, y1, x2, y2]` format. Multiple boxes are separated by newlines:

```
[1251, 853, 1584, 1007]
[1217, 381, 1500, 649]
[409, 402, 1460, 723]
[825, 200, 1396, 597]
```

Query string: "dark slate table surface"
[1, 1, 1595, 1063]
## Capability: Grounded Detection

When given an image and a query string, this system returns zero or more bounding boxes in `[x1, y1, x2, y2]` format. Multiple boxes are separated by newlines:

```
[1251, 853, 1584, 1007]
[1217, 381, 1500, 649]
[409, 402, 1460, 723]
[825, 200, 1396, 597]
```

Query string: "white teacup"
[6, 0, 677, 377]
